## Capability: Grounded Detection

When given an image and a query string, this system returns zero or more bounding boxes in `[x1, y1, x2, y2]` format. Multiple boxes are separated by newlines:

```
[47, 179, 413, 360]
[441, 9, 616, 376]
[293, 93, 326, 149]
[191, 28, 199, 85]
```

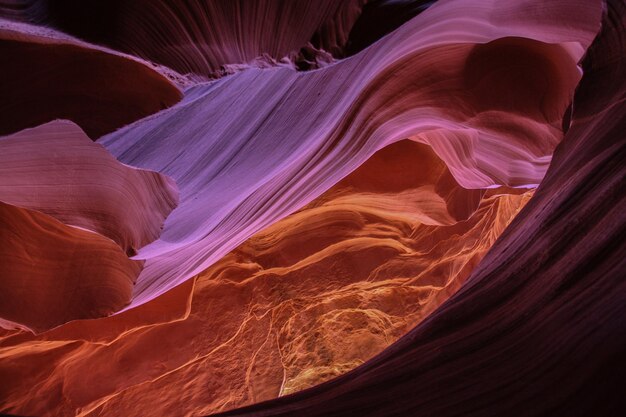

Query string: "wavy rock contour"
[0, 120, 178, 332]
[0, 140, 530, 416]
[0, 0, 623, 416]
[99, 0, 600, 313]
[0, 19, 182, 137]
[215, 1, 626, 415]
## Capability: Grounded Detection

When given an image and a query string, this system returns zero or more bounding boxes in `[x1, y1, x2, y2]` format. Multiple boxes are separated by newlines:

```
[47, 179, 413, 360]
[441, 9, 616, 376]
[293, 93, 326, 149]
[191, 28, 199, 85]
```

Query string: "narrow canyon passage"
[0, 1, 623, 416]
[1, 140, 531, 416]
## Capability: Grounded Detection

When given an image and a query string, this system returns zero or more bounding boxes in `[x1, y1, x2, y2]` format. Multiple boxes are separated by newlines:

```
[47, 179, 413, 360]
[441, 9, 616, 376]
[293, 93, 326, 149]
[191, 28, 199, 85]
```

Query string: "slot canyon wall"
[0, 0, 624, 416]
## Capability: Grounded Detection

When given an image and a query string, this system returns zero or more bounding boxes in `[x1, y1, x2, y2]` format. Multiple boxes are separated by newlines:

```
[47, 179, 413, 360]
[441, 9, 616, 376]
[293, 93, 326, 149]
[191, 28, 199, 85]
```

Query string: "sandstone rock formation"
[0, 19, 182, 138]
[0, 120, 178, 332]
[0, 0, 623, 416]
[98, 0, 597, 313]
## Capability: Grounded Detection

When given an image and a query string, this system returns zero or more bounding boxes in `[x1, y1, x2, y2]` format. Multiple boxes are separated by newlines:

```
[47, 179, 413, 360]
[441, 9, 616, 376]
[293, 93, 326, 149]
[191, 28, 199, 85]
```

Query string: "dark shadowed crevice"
[344, 0, 437, 56]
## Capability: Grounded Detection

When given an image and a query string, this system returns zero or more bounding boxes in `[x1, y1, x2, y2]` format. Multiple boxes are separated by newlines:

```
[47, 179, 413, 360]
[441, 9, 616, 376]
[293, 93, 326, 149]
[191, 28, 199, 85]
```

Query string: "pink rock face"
[212, 1, 626, 416]
[0, 141, 532, 416]
[99, 0, 598, 311]
[0, 120, 178, 332]
[0, 0, 624, 416]
[0, 120, 179, 255]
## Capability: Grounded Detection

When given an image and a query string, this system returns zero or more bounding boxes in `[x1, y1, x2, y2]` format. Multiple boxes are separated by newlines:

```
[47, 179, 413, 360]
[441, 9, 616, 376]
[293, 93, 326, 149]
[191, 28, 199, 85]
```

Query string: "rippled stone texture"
[99, 0, 596, 312]
[0, 0, 623, 416]
[216, 1, 626, 416]
[0, 0, 369, 76]
[0, 121, 178, 256]
[0, 120, 178, 332]
[0, 142, 530, 416]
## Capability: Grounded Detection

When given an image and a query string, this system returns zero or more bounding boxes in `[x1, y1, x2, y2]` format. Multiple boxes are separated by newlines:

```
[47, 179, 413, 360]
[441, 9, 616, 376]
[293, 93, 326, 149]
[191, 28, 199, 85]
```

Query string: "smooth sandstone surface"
[99, 0, 599, 312]
[0, 120, 179, 256]
[216, 1, 626, 415]
[0, 141, 530, 416]
[0, 120, 178, 333]
[0, 0, 623, 416]
[0, 201, 140, 333]
[0, 19, 183, 138]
